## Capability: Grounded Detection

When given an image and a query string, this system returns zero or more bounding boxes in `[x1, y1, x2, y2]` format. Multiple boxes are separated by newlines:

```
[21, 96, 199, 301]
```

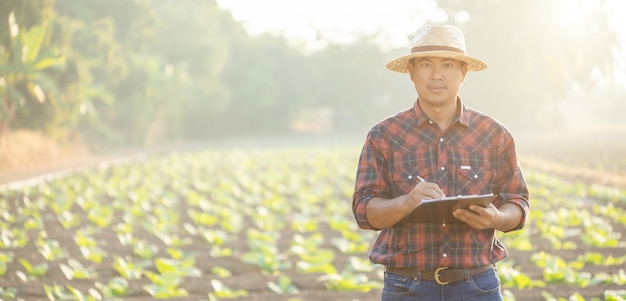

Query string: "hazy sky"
[216, 0, 626, 52]
[215, 0, 447, 50]
[215, 0, 626, 89]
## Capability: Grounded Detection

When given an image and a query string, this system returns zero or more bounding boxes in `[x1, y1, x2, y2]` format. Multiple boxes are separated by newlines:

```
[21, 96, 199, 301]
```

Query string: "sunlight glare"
[551, 0, 595, 31]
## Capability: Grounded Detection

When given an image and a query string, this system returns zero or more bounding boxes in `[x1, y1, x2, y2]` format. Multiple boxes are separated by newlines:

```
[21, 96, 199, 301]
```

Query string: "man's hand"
[452, 204, 500, 230]
[407, 181, 446, 208]
[365, 180, 446, 230]
[453, 202, 524, 232]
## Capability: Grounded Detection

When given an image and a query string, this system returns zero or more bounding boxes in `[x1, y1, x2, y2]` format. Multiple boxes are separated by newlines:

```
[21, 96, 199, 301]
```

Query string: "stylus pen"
[416, 175, 427, 182]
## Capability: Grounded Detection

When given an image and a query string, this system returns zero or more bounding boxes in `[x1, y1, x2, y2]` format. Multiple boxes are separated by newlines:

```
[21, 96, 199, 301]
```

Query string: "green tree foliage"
[53, 0, 158, 147]
[0, 0, 623, 150]
[148, 0, 234, 140]
[221, 34, 318, 135]
[0, 1, 65, 138]
[308, 37, 413, 131]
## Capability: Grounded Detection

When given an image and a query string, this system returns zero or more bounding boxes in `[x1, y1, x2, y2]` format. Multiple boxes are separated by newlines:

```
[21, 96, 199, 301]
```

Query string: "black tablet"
[405, 193, 497, 223]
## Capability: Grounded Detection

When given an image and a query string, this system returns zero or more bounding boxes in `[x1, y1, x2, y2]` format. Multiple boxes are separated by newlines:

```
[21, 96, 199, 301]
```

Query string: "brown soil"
[1, 130, 625, 300]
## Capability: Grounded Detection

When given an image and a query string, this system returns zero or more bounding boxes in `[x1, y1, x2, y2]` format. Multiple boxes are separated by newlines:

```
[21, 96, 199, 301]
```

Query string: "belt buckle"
[434, 267, 449, 285]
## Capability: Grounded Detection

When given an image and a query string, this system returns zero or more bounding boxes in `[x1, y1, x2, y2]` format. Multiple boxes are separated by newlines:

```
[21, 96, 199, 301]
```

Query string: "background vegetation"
[1, 0, 624, 154]
[1, 1, 626, 300]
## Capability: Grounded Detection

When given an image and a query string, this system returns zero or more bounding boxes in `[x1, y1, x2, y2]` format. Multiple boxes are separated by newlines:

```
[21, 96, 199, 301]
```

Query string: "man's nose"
[429, 67, 444, 79]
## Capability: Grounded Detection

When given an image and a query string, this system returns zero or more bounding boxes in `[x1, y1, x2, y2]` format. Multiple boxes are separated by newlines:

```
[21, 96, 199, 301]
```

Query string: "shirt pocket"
[389, 147, 436, 197]
[391, 166, 430, 197]
[454, 166, 493, 195]
[452, 149, 494, 195]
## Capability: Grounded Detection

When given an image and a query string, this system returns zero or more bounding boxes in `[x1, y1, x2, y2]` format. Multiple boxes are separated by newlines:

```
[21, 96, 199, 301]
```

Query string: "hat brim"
[386, 51, 488, 73]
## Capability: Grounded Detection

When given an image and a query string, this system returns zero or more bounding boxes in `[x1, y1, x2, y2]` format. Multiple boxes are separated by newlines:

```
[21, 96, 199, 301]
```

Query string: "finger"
[416, 182, 446, 198]
[422, 188, 445, 199]
[468, 205, 484, 213]
[411, 186, 441, 201]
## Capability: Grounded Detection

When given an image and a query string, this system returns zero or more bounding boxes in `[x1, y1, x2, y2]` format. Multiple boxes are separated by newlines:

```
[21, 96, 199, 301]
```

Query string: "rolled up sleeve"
[494, 133, 530, 232]
[352, 131, 391, 231]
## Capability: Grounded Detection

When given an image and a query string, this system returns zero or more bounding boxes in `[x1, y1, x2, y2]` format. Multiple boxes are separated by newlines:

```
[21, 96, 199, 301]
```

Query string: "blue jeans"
[382, 267, 502, 301]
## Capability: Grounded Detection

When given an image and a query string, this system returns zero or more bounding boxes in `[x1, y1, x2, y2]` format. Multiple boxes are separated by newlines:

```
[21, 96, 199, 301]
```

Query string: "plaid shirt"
[353, 99, 530, 269]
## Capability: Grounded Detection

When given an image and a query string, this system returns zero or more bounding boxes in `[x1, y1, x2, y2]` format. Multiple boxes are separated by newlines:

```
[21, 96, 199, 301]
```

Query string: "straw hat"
[386, 25, 487, 73]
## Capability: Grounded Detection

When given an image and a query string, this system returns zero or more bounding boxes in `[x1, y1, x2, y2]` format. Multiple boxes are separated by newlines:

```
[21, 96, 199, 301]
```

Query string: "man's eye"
[420, 63, 431, 68]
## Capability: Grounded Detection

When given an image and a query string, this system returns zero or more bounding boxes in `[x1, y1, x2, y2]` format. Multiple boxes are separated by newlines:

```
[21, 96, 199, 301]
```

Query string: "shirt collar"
[412, 97, 470, 128]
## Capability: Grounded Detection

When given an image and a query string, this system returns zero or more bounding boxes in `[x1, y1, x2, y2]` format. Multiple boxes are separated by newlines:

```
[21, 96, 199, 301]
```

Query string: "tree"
[147, 0, 238, 139]
[308, 36, 408, 131]
[0, 6, 65, 139]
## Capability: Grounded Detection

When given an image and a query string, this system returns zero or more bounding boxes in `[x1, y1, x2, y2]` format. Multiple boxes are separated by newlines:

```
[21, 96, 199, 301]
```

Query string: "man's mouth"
[428, 85, 446, 91]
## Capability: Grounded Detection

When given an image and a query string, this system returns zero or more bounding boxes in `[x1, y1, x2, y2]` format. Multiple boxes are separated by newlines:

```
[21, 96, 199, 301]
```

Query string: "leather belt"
[385, 264, 494, 285]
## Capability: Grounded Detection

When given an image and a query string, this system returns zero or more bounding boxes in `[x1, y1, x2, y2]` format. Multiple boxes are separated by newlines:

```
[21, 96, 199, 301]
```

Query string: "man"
[352, 24, 530, 300]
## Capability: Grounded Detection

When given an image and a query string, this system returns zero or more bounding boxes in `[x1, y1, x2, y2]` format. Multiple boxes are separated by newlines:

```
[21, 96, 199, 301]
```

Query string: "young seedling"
[37, 238, 67, 261]
[143, 270, 189, 298]
[210, 267, 231, 278]
[267, 275, 299, 294]
[96, 277, 130, 298]
[0, 251, 14, 276]
[318, 271, 383, 292]
[59, 259, 98, 280]
[210, 279, 248, 298]
[19, 258, 49, 278]
[113, 256, 148, 280]
[133, 239, 159, 259]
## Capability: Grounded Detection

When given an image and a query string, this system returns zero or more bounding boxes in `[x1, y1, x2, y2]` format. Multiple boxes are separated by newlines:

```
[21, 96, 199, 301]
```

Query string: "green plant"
[200, 229, 229, 245]
[133, 239, 159, 259]
[18, 258, 48, 278]
[143, 271, 189, 298]
[211, 266, 231, 277]
[604, 290, 626, 301]
[80, 246, 106, 263]
[37, 238, 66, 261]
[154, 256, 201, 277]
[59, 259, 98, 280]
[96, 277, 130, 299]
[498, 260, 545, 289]
[241, 250, 292, 275]
[0, 251, 14, 276]
[43, 284, 100, 301]
[209, 279, 248, 298]
[44, 284, 74, 300]
[318, 272, 383, 292]
[113, 256, 148, 280]
[0, 287, 17, 299]
[59, 210, 81, 229]
[268, 275, 299, 294]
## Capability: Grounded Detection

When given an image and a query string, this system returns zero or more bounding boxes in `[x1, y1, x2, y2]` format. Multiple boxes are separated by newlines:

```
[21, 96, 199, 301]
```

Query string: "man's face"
[407, 57, 467, 107]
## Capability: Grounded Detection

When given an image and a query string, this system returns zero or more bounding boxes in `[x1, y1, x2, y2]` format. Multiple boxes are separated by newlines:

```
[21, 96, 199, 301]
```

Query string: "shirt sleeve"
[494, 131, 530, 232]
[352, 130, 392, 231]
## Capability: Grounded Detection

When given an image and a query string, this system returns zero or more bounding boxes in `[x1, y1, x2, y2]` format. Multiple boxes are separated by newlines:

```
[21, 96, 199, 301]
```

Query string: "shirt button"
[442, 253, 448, 258]
[474, 174, 478, 179]
[429, 120, 434, 124]
[440, 166, 446, 171]
[439, 137, 444, 142]
[408, 175, 413, 179]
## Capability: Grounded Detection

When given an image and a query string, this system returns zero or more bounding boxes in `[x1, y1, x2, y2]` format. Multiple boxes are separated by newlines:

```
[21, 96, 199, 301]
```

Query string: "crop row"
[0, 146, 625, 300]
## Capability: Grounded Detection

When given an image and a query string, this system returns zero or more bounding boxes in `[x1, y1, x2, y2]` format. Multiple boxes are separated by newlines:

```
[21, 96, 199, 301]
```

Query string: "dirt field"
[1, 129, 625, 300]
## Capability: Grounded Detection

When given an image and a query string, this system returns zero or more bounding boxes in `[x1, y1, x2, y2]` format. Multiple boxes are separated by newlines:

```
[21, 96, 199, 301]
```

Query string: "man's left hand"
[452, 204, 502, 230]
[453, 203, 523, 232]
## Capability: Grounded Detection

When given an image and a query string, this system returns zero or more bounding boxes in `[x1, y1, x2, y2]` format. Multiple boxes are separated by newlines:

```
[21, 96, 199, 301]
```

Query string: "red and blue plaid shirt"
[353, 99, 530, 269]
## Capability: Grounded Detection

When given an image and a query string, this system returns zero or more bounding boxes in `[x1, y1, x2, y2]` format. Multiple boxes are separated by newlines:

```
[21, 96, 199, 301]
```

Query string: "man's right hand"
[365, 181, 446, 229]
[407, 181, 446, 208]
